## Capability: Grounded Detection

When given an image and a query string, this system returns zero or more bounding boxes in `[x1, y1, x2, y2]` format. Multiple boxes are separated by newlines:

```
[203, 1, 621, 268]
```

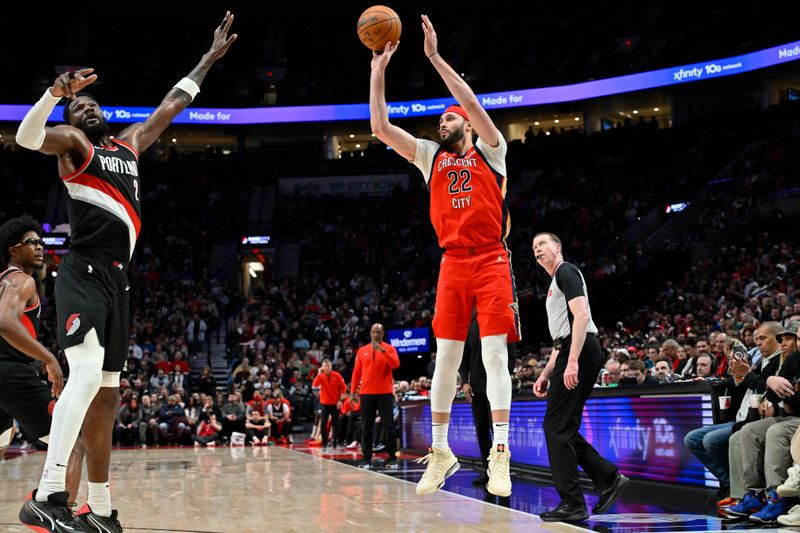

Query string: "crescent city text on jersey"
[436, 155, 478, 172]
[438, 153, 477, 209]
[98, 154, 139, 177]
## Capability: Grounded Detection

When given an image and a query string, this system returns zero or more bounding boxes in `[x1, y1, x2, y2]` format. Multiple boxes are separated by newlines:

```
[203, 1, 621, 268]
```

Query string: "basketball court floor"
[0, 445, 797, 532]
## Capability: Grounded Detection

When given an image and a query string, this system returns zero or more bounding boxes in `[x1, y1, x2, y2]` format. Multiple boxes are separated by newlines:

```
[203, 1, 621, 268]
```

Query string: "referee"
[532, 232, 628, 522]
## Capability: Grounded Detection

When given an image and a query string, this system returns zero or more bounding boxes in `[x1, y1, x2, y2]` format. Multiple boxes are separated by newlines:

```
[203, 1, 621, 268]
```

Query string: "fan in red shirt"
[154, 354, 172, 375]
[368, 15, 515, 496]
[312, 359, 347, 450]
[350, 323, 399, 470]
[170, 351, 190, 374]
[192, 413, 221, 448]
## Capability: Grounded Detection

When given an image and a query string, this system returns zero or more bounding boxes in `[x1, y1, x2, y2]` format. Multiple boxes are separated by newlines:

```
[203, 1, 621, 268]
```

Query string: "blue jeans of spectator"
[159, 421, 189, 443]
[684, 421, 734, 486]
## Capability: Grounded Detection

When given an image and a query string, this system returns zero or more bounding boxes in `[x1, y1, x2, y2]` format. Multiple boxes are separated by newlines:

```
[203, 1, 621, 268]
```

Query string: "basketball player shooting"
[15, 12, 236, 532]
[369, 15, 520, 497]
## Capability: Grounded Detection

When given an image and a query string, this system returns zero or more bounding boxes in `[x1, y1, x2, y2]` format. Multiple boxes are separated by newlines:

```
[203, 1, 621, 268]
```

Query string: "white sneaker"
[414, 447, 460, 495]
[779, 467, 800, 498]
[487, 445, 512, 497]
[778, 504, 800, 526]
[346, 441, 359, 449]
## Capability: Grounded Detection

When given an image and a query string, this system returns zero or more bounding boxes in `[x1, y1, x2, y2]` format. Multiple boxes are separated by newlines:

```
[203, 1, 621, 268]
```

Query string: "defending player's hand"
[461, 383, 473, 403]
[207, 11, 238, 62]
[421, 15, 438, 58]
[45, 355, 64, 398]
[564, 359, 579, 390]
[51, 68, 98, 99]
[533, 376, 549, 398]
[371, 40, 400, 70]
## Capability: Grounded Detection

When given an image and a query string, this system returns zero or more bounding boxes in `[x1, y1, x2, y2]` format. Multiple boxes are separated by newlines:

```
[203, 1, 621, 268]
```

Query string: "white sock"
[36, 464, 67, 501]
[493, 422, 509, 449]
[432, 422, 449, 449]
[88, 481, 112, 517]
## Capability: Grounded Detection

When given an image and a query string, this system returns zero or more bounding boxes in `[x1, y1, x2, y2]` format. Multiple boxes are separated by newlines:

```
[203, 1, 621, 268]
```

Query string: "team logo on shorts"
[66, 313, 81, 336]
[508, 302, 519, 314]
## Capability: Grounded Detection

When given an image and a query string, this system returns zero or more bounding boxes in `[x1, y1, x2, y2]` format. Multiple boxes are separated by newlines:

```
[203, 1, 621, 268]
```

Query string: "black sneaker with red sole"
[19, 489, 89, 533]
[74, 504, 124, 533]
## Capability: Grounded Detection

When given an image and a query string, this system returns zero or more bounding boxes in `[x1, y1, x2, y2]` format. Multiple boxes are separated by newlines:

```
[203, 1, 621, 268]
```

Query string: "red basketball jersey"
[413, 135, 509, 249]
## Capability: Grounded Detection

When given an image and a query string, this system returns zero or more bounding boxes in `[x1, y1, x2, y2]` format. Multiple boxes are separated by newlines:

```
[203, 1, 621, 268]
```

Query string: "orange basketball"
[357, 5, 402, 51]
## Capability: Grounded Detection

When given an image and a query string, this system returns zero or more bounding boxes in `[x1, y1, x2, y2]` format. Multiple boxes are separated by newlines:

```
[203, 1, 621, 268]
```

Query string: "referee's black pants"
[543, 335, 618, 508]
[470, 389, 493, 471]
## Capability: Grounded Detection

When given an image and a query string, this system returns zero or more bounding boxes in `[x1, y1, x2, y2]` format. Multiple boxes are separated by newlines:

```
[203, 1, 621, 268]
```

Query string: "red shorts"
[432, 243, 521, 342]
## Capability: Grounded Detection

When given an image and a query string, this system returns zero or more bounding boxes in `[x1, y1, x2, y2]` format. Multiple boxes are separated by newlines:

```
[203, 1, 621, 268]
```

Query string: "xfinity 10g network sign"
[3, 39, 799, 125]
[387, 328, 430, 354]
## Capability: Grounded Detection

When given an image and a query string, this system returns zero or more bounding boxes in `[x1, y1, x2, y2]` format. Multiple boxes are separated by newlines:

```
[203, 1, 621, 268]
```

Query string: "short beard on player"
[80, 115, 110, 144]
[438, 125, 465, 150]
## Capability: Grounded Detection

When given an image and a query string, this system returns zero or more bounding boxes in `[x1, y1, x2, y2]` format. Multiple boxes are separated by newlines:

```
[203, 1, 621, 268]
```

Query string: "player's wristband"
[174, 77, 201, 101]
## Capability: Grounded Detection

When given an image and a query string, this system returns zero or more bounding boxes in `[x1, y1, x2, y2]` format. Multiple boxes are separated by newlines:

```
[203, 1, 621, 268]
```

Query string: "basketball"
[357, 5, 401, 51]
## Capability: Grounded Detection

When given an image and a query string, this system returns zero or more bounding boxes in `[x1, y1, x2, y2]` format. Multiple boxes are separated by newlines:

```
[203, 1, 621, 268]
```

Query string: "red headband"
[442, 105, 469, 122]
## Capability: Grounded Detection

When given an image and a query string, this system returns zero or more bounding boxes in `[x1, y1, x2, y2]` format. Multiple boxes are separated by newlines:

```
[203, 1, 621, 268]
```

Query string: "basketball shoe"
[487, 444, 512, 497]
[19, 490, 88, 533]
[415, 447, 460, 494]
[75, 503, 123, 533]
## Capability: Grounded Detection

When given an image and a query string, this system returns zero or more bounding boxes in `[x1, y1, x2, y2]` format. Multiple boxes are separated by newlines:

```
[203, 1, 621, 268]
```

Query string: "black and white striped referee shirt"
[545, 262, 598, 342]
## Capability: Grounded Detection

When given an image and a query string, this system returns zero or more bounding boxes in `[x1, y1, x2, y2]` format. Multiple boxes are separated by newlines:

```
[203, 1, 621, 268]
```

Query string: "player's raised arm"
[369, 41, 418, 161]
[421, 15, 500, 148]
[15, 69, 96, 157]
[118, 11, 238, 153]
